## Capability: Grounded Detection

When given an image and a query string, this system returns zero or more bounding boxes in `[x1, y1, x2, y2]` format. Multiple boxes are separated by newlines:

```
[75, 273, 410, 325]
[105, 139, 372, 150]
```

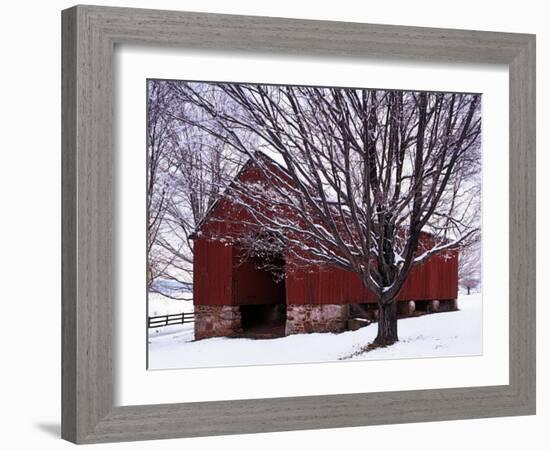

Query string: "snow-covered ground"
[148, 293, 482, 370]
[148, 293, 194, 340]
[148, 293, 194, 316]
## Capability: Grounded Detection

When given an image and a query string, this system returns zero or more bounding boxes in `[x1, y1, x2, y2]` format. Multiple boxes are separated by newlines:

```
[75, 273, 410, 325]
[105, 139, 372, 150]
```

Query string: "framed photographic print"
[145, 78, 483, 369]
[62, 4, 536, 444]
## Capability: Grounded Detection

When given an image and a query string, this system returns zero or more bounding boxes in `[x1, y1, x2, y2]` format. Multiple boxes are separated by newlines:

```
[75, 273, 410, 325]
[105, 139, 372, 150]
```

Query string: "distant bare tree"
[171, 83, 482, 346]
[459, 241, 481, 294]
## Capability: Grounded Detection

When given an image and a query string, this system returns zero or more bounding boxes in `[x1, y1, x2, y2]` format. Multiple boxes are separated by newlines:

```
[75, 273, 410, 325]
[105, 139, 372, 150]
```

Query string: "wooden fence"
[147, 312, 195, 329]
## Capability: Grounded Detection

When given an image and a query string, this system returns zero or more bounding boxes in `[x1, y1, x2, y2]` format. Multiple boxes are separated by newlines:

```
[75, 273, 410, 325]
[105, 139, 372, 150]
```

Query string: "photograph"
[146, 79, 482, 370]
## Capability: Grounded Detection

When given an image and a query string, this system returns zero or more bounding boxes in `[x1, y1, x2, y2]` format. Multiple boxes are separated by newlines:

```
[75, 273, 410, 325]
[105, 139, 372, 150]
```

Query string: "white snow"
[148, 293, 194, 316]
[148, 293, 482, 370]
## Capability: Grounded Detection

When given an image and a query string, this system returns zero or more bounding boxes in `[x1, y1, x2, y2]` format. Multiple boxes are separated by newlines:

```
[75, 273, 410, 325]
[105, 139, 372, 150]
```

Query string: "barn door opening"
[239, 303, 286, 337]
[233, 248, 286, 338]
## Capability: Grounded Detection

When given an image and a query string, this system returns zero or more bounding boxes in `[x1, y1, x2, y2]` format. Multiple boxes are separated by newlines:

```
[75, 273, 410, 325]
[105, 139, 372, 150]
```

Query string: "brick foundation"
[285, 304, 348, 335]
[194, 305, 242, 340]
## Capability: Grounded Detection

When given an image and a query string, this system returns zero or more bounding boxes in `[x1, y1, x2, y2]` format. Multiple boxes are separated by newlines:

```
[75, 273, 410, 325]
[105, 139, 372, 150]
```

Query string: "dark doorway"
[233, 250, 286, 338]
[239, 304, 286, 338]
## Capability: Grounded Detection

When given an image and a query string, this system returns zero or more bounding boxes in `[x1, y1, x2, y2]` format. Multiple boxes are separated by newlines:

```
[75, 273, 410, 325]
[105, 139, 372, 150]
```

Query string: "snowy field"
[148, 293, 482, 370]
[148, 293, 194, 316]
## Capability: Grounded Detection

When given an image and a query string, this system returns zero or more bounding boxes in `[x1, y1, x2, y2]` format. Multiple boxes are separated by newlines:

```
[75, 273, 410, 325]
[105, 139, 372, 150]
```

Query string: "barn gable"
[191, 152, 290, 240]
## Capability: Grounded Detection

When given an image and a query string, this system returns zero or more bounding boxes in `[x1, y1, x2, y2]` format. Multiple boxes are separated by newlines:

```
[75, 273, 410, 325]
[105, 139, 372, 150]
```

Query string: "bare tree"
[459, 241, 481, 295]
[147, 80, 247, 299]
[147, 80, 174, 288]
[168, 82, 482, 346]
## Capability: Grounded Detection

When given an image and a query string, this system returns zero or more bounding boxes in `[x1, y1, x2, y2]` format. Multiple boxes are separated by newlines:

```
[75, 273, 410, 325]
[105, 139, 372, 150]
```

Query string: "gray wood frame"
[62, 4, 536, 444]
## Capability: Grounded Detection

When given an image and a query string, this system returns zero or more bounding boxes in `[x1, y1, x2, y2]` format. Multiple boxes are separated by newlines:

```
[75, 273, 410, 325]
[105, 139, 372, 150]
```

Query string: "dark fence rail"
[148, 312, 195, 329]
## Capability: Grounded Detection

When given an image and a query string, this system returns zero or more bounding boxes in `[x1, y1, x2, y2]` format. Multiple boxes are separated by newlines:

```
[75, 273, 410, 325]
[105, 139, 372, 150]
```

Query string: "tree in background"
[459, 241, 482, 294]
[147, 80, 247, 299]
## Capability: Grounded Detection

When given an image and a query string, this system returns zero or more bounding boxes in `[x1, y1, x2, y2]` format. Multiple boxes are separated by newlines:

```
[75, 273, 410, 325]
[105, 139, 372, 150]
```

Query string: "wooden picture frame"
[61, 5, 536, 444]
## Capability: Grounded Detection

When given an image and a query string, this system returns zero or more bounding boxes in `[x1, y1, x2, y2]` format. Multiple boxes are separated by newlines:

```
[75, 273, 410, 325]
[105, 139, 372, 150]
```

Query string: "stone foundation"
[285, 304, 348, 335]
[415, 299, 458, 313]
[397, 300, 416, 316]
[194, 298, 458, 339]
[194, 305, 242, 340]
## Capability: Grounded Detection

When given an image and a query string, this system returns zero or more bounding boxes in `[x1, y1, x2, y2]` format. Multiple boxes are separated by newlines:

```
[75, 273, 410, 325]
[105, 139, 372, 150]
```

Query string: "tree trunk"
[374, 300, 398, 346]
[467, 286, 471, 295]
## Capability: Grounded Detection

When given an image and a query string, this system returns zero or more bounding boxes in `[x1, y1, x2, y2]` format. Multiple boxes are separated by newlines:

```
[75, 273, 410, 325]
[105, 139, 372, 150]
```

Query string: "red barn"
[192, 156, 459, 340]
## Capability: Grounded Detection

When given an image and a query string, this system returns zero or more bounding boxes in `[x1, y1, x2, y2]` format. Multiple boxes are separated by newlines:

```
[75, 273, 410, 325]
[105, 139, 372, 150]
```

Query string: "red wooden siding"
[285, 250, 458, 305]
[193, 239, 233, 306]
[192, 157, 459, 307]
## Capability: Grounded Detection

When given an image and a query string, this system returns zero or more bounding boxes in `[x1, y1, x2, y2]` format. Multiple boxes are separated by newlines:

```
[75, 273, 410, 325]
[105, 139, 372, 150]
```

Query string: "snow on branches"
[168, 83, 481, 301]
